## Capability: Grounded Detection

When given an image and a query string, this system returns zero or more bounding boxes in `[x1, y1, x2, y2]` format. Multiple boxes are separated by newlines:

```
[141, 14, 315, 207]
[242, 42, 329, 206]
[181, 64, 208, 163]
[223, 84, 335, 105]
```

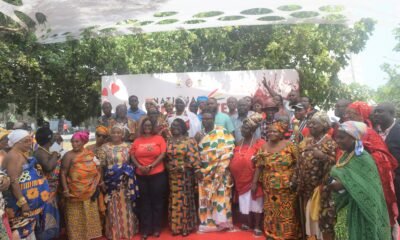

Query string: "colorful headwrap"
[269, 120, 289, 134]
[0, 128, 10, 141]
[196, 96, 208, 103]
[348, 101, 372, 127]
[243, 113, 263, 130]
[110, 123, 125, 132]
[339, 121, 367, 156]
[96, 125, 109, 135]
[311, 112, 331, 129]
[72, 131, 90, 144]
[8, 129, 30, 147]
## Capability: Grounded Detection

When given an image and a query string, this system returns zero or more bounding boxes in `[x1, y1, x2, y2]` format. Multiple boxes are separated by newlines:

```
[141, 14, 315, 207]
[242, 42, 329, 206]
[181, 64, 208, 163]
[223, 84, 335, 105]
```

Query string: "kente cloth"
[166, 137, 201, 234]
[198, 126, 235, 232]
[64, 199, 102, 240]
[229, 138, 265, 197]
[4, 157, 50, 239]
[331, 151, 391, 240]
[97, 142, 139, 239]
[362, 127, 399, 226]
[256, 142, 301, 239]
[67, 149, 100, 201]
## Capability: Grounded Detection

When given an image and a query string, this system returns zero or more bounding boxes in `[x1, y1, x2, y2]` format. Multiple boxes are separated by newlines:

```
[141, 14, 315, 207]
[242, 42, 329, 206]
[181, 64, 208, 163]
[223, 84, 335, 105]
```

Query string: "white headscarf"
[8, 129, 30, 147]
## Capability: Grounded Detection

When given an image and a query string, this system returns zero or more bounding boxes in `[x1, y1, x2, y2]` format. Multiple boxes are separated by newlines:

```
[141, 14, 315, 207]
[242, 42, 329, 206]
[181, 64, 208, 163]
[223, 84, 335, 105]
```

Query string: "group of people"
[0, 85, 399, 240]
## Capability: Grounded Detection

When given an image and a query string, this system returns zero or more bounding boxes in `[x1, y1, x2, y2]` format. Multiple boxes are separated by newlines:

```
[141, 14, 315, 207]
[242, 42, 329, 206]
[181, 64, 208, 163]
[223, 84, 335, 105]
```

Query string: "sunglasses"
[96, 134, 107, 138]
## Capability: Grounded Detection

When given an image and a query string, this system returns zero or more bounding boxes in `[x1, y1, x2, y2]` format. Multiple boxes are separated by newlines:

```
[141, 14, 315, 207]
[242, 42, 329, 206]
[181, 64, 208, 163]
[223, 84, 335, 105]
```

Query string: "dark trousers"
[395, 172, 400, 223]
[137, 171, 168, 235]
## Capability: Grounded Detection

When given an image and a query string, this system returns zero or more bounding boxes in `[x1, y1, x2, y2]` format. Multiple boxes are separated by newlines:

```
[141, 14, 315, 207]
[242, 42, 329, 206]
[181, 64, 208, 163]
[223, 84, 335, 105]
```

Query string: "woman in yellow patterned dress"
[166, 118, 201, 237]
[252, 120, 301, 239]
[97, 124, 139, 240]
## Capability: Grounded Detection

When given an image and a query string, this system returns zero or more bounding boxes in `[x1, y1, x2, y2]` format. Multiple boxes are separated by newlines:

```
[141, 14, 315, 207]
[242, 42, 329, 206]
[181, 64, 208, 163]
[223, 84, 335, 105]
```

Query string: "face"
[307, 119, 325, 137]
[142, 120, 153, 134]
[343, 108, 363, 122]
[227, 97, 237, 111]
[288, 90, 299, 104]
[189, 102, 198, 114]
[244, 96, 252, 106]
[335, 130, 355, 152]
[265, 107, 279, 121]
[147, 108, 159, 122]
[294, 108, 307, 120]
[110, 127, 123, 143]
[71, 138, 84, 151]
[15, 136, 33, 152]
[96, 131, 108, 145]
[237, 100, 250, 115]
[102, 103, 112, 115]
[202, 113, 215, 129]
[145, 102, 156, 112]
[240, 123, 252, 138]
[129, 96, 139, 109]
[175, 99, 186, 112]
[253, 103, 263, 113]
[198, 101, 207, 111]
[116, 105, 127, 118]
[207, 99, 219, 113]
[334, 100, 350, 118]
[171, 121, 183, 136]
[374, 105, 393, 126]
[267, 127, 283, 142]
[164, 104, 174, 114]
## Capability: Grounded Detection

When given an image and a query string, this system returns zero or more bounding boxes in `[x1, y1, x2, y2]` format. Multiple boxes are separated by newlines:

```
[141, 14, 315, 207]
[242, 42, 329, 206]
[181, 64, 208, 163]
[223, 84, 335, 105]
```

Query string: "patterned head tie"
[338, 121, 367, 156]
[96, 125, 109, 135]
[243, 113, 263, 130]
[269, 120, 289, 134]
[310, 111, 331, 129]
[72, 131, 90, 144]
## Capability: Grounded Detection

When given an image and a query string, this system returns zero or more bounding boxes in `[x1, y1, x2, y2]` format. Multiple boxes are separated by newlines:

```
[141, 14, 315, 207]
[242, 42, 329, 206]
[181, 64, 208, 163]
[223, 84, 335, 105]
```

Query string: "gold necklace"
[38, 145, 51, 155]
[336, 151, 354, 168]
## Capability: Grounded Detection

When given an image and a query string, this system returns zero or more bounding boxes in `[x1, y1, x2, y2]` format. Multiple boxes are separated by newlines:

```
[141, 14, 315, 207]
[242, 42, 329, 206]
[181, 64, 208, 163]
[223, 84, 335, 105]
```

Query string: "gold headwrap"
[96, 125, 109, 135]
[243, 113, 263, 130]
[270, 120, 289, 134]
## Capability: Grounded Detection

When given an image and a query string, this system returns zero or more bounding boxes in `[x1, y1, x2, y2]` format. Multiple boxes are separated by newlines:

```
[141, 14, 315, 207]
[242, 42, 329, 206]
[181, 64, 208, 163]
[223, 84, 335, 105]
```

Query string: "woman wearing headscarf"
[110, 104, 137, 142]
[34, 127, 62, 239]
[344, 101, 398, 227]
[130, 117, 167, 240]
[163, 100, 174, 120]
[229, 113, 264, 236]
[3, 129, 50, 240]
[0, 129, 11, 239]
[252, 120, 301, 239]
[292, 112, 337, 239]
[97, 124, 139, 239]
[60, 131, 102, 240]
[166, 118, 201, 237]
[329, 121, 391, 239]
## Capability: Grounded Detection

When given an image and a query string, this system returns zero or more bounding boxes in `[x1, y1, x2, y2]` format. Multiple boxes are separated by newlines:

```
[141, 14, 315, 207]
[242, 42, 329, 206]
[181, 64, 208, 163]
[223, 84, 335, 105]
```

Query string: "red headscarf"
[347, 101, 372, 127]
[72, 131, 90, 144]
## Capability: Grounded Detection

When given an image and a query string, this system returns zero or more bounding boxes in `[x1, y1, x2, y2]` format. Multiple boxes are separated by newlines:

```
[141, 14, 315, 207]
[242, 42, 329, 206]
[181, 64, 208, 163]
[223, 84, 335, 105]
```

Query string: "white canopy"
[0, 0, 397, 43]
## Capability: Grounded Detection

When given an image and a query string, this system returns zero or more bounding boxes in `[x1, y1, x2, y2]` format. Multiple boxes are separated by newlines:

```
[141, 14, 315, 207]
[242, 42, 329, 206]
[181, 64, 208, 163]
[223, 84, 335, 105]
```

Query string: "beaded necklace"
[336, 151, 354, 168]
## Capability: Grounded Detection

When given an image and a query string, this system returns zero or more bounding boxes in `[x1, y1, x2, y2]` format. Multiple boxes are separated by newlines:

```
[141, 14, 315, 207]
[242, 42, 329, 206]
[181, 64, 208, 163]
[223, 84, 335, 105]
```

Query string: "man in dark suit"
[374, 102, 400, 223]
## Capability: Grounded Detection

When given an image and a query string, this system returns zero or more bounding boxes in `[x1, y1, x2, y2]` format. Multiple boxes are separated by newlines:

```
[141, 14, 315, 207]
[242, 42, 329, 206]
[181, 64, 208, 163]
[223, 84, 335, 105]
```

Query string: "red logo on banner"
[102, 88, 108, 96]
[111, 83, 120, 95]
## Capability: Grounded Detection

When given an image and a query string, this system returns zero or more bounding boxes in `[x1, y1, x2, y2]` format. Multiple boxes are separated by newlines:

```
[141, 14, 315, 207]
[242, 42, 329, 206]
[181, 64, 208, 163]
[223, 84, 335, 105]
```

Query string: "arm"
[149, 152, 166, 170]
[251, 166, 262, 197]
[60, 152, 73, 197]
[5, 153, 30, 212]
[35, 150, 60, 172]
[262, 76, 280, 97]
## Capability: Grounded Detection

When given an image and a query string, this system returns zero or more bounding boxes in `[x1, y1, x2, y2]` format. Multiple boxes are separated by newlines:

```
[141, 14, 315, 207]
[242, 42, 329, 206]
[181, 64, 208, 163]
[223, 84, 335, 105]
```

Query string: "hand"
[99, 182, 107, 193]
[328, 180, 344, 192]
[21, 203, 30, 214]
[51, 151, 61, 158]
[312, 149, 325, 159]
[63, 190, 73, 198]
[138, 165, 150, 175]
[0, 176, 10, 191]
[251, 182, 258, 198]
[262, 76, 268, 88]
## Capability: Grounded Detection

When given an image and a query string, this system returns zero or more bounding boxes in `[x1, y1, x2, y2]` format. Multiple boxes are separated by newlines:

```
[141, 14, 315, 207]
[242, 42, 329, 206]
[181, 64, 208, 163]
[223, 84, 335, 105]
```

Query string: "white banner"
[101, 69, 299, 113]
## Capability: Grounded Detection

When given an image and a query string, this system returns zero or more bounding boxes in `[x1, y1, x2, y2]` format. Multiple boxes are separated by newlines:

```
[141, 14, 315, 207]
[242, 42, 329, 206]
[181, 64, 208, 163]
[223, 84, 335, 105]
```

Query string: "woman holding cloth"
[230, 113, 264, 236]
[329, 121, 390, 239]
[97, 124, 139, 239]
[61, 131, 102, 240]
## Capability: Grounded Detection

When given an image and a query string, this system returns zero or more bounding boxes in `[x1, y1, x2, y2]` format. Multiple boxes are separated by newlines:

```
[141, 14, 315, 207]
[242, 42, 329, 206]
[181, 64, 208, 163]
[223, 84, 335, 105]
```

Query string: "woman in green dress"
[329, 121, 391, 239]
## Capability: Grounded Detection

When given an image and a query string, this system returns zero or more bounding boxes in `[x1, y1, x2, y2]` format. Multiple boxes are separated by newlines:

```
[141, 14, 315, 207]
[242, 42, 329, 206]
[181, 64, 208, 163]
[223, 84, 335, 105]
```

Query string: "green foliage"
[0, 17, 376, 125]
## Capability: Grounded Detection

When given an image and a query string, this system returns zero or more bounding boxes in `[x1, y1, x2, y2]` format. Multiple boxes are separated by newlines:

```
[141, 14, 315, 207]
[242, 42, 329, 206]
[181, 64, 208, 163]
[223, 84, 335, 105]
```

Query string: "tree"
[1, 15, 376, 125]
